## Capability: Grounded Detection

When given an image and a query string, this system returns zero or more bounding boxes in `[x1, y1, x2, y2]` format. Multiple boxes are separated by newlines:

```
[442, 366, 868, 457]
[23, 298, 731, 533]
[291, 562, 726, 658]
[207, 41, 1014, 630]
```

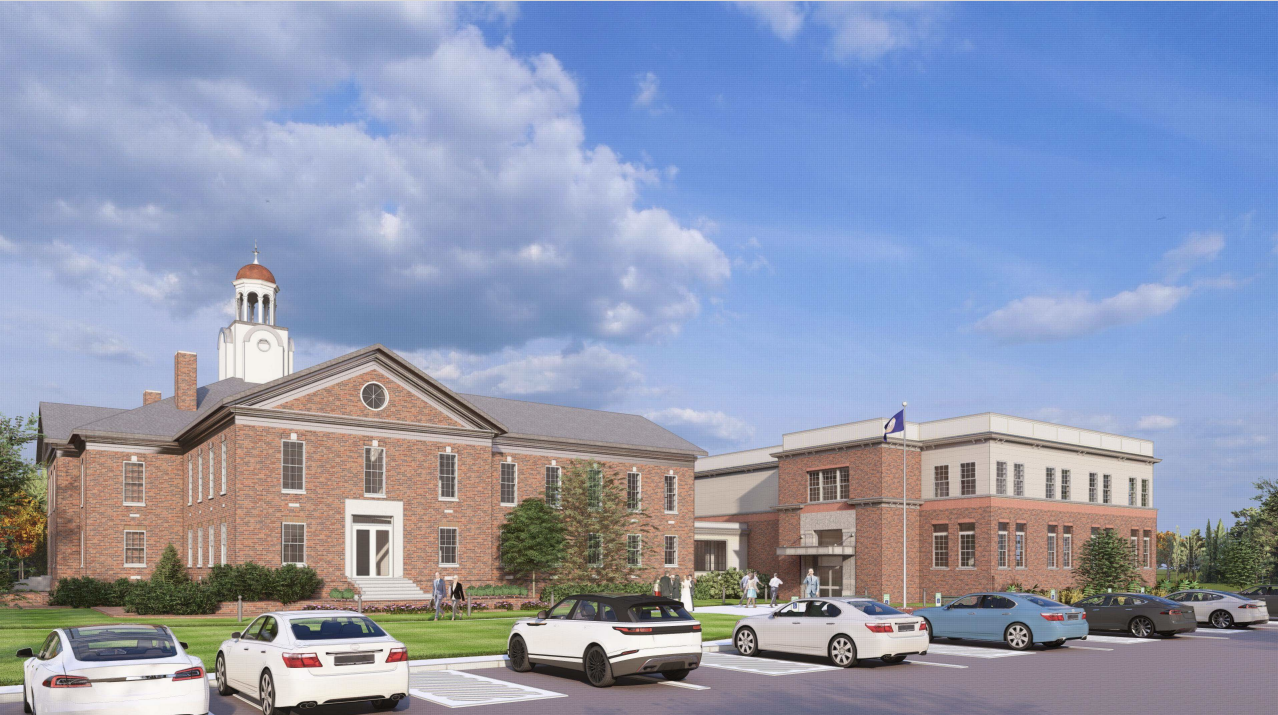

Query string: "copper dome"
[235, 263, 276, 283]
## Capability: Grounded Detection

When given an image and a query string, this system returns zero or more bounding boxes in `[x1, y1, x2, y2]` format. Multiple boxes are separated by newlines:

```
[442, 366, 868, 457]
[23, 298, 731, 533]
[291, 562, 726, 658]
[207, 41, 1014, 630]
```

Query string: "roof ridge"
[459, 392, 653, 419]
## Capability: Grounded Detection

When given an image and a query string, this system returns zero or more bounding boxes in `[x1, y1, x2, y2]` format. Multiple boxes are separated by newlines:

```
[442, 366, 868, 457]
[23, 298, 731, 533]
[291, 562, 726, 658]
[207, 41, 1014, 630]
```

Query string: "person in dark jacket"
[450, 580, 466, 620]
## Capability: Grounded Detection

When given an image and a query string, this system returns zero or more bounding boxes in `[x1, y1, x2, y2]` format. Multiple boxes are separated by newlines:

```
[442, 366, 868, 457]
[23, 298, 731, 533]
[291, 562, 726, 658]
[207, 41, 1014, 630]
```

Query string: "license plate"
[1066, 614, 1080, 620]
[897, 623, 915, 632]
[335, 653, 376, 666]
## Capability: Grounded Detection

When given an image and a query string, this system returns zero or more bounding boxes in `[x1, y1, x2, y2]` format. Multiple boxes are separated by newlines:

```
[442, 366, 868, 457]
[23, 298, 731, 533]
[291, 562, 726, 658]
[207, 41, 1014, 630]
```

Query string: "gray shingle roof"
[459, 393, 705, 455]
[71, 378, 254, 439]
[38, 403, 127, 443]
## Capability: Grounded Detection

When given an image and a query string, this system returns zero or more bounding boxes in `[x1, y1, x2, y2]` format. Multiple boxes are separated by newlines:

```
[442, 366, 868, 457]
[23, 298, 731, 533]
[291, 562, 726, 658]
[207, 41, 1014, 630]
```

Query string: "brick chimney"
[175, 352, 197, 411]
[143, 390, 161, 406]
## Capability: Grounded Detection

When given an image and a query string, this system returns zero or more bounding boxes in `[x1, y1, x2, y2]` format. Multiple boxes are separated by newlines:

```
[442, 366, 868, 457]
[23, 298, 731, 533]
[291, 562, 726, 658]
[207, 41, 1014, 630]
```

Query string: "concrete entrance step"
[351, 577, 431, 601]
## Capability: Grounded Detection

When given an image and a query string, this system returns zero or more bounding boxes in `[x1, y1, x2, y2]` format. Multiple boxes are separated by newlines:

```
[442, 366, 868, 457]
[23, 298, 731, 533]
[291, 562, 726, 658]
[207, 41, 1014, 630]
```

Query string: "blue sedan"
[912, 593, 1088, 650]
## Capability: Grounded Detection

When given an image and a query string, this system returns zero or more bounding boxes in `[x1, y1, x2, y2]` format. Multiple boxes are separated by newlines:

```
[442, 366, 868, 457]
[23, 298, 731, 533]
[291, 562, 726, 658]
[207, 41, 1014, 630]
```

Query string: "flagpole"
[901, 401, 907, 609]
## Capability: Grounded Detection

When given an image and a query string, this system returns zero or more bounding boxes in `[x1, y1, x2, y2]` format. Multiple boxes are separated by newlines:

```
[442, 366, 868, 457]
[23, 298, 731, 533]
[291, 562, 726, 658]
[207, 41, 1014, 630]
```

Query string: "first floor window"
[997, 524, 1008, 568]
[932, 525, 949, 568]
[627, 472, 642, 511]
[628, 535, 643, 567]
[933, 465, 950, 498]
[282, 523, 306, 565]
[123, 462, 145, 505]
[439, 453, 457, 500]
[664, 473, 678, 512]
[1013, 463, 1025, 496]
[197, 528, 204, 567]
[960, 462, 976, 496]
[544, 466, 561, 507]
[439, 527, 458, 565]
[664, 535, 678, 567]
[1089, 473, 1098, 502]
[1063, 527, 1073, 568]
[1015, 524, 1025, 568]
[1141, 479, 1150, 507]
[1047, 527, 1057, 568]
[696, 540, 728, 571]
[1045, 467, 1056, 500]
[124, 530, 146, 566]
[500, 462, 517, 506]
[282, 440, 305, 491]
[220, 523, 227, 565]
[187, 529, 193, 566]
[79, 528, 84, 568]
[364, 447, 385, 496]
[208, 525, 214, 567]
[995, 461, 1008, 495]
[587, 533, 603, 567]
[1142, 531, 1151, 568]
[1061, 469, 1071, 501]
[959, 524, 975, 568]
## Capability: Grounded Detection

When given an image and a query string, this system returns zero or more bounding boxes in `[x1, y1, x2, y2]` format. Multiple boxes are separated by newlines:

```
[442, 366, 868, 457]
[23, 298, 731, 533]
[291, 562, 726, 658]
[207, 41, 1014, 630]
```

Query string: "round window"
[361, 382, 388, 410]
[256, 339, 271, 352]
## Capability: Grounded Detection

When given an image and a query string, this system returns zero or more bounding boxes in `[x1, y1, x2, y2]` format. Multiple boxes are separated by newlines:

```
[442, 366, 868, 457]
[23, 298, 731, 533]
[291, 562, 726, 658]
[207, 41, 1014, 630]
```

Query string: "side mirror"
[179, 642, 189, 650]
[15, 648, 33, 658]
[231, 632, 241, 640]
[535, 611, 548, 620]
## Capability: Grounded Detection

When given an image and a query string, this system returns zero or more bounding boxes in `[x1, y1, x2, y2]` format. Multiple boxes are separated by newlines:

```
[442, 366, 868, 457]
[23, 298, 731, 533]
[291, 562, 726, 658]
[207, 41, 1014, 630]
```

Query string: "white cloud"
[632, 72, 669, 116]
[813, 4, 938, 64]
[0, 6, 729, 353]
[1137, 415, 1179, 430]
[645, 407, 755, 445]
[975, 283, 1192, 343]
[1160, 232, 1223, 280]
[735, 2, 807, 42]
[0, 234, 15, 254]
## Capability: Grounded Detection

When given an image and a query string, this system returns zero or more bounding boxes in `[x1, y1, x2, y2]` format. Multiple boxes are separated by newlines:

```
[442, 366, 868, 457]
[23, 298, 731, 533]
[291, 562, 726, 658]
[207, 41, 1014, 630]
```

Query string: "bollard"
[467, 598, 471, 618]
[237, 595, 242, 623]
[357, 594, 363, 613]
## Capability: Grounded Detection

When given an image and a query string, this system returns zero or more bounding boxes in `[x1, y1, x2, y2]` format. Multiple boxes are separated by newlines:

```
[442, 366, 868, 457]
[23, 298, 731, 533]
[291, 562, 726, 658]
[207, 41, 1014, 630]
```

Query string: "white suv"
[508, 594, 703, 687]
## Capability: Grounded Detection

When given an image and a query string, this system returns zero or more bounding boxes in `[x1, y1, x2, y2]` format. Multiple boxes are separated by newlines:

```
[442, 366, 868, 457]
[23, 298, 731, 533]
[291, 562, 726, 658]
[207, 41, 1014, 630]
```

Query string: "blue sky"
[1, 3, 1275, 532]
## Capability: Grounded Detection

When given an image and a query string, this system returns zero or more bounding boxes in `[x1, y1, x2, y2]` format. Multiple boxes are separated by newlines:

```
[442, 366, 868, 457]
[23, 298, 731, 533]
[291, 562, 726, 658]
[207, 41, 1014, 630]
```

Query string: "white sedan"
[215, 610, 408, 715]
[1165, 589, 1271, 629]
[508, 594, 703, 687]
[732, 598, 929, 667]
[17, 624, 207, 715]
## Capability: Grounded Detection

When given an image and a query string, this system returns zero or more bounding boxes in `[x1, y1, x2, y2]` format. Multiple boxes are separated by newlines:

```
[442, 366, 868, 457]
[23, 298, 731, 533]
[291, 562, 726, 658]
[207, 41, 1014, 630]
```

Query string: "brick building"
[694, 414, 1158, 603]
[39, 256, 704, 599]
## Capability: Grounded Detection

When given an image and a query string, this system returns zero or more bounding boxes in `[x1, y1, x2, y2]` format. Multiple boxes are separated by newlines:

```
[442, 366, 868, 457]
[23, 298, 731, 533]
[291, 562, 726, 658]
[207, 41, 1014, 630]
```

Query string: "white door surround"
[345, 499, 404, 579]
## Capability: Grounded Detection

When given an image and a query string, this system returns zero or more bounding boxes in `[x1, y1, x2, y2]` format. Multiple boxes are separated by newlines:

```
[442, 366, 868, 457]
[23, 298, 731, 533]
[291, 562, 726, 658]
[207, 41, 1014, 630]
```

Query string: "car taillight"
[1080, 612, 1086, 620]
[1040, 613, 1065, 621]
[1159, 610, 1179, 615]
[43, 675, 91, 688]
[865, 623, 894, 633]
[172, 667, 204, 682]
[386, 647, 408, 663]
[1239, 604, 1259, 609]
[282, 652, 323, 668]
[918, 620, 927, 631]
[613, 627, 654, 634]
[692, 624, 702, 632]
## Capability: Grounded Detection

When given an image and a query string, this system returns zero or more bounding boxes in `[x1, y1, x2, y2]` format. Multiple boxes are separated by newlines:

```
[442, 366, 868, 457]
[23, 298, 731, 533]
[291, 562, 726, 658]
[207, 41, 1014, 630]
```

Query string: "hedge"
[539, 580, 651, 603]
[49, 577, 138, 608]
[48, 562, 322, 612]
[124, 580, 219, 616]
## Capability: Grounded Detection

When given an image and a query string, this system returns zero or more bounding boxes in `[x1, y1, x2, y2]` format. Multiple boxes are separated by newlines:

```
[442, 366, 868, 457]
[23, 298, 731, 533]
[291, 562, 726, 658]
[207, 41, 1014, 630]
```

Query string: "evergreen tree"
[151, 544, 189, 584]
[1219, 535, 1268, 588]
[1074, 529, 1140, 592]
[498, 498, 565, 598]
[557, 459, 656, 583]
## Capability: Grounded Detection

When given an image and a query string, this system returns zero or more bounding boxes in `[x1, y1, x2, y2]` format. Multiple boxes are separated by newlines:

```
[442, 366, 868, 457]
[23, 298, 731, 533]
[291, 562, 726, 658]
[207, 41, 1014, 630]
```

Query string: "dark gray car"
[1075, 593, 1197, 638]
[1237, 585, 1278, 616]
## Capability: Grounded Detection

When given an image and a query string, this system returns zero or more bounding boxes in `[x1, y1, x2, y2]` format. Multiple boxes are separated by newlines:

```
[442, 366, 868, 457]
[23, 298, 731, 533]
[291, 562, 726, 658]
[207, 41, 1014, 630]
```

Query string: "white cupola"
[218, 245, 294, 383]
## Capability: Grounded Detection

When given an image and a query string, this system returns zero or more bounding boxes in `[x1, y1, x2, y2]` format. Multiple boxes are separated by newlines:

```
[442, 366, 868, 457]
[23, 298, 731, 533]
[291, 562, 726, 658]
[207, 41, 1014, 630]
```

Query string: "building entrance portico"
[353, 515, 393, 577]
[344, 499, 404, 580]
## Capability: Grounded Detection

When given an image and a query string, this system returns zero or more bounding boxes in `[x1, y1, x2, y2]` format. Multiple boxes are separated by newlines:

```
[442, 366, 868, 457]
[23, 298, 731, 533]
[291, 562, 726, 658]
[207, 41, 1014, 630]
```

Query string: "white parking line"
[409, 670, 567, 708]
[1082, 635, 1156, 645]
[1063, 645, 1113, 651]
[906, 660, 968, 669]
[1206, 629, 1253, 634]
[232, 694, 262, 712]
[658, 680, 711, 690]
[700, 652, 839, 676]
[1178, 634, 1228, 640]
[925, 643, 1034, 659]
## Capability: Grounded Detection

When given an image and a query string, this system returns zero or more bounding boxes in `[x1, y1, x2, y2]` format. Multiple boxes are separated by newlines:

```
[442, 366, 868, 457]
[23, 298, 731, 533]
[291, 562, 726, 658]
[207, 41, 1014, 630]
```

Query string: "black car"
[1075, 593, 1197, 638]
[1237, 585, 1278, 616]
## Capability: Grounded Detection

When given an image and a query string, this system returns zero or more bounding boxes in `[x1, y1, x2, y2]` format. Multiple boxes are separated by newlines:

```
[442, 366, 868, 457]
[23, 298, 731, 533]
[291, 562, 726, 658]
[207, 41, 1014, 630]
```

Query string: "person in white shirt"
[768, 574, 783, 606]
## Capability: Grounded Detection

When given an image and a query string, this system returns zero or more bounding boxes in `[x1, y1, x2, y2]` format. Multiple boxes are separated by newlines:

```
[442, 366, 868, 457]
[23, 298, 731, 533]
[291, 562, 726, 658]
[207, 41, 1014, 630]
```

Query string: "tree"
[151, 544, 189, 585]
[1156, 531, 1176, 572]
[0, 492, 46, 562]
[1235, 480, 1278, 580]
[0, 414, 39, 511]
[1, 413, 42, 586]
[1074, 529, 1140, 593]
[557, 459, 656, 583]
[498, 498, 565, 597]
[1219, 535, 1268, 588]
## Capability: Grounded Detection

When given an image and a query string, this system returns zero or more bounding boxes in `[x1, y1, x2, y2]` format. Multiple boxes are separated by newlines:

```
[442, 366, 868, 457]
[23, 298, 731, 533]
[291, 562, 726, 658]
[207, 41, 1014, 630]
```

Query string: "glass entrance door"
[352, 515, 393, 578]
[816, 555, 842, 597]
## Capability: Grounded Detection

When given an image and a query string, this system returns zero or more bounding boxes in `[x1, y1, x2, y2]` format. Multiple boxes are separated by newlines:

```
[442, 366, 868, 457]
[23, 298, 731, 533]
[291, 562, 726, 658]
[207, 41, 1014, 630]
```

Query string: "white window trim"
[997, 527, 1009, 569]
[187, 529, 192, 567]
[627, 534, 642, 567]
[360, 381, 389, 411]
[627, 471, 642, 512]
[664, 534, 678, 567]
[958, 526, 976, 569]
[208, 525, 214, 567]
[281, 439, 306, 494]
[438, 452, 459, 501]
[364, 446, 387, 498]
[587, 533, 603, 568]
[124, 530, 147, 568]
[220, 439, 227, 495]
[80, 459, 85, 508]
[932, 528, 949, 569]
[664, 473, 678, 514]
[197, 448, 203, 503]
[122, 461, 146, 507]
[79, 527, 84, 568]
[281, 523, 306, 566]
[545, 465, 561, 509]
[208, 447, 215, 500]
[438, 527, 459, 567]
[197, 527, 204, 568]
[220, 523, 227, 565]
[187, 456, 192, 506]
[500, 461, 518, 507]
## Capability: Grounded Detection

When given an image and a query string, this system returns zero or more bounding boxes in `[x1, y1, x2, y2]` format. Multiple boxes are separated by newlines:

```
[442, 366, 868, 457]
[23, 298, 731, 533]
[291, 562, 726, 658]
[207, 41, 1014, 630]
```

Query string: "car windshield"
[841, 600, 903, 615]
[630, 603, 692, 621]
[1020, 595, 1066, 608]
[289, 616, 386, 640]
[67, 625, 176, 662]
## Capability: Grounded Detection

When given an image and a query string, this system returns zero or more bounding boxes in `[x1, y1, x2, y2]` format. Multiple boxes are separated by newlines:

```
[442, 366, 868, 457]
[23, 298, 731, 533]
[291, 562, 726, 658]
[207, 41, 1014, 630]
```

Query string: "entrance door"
[352, 515, 394, 578]
[816, 555, 843, 597]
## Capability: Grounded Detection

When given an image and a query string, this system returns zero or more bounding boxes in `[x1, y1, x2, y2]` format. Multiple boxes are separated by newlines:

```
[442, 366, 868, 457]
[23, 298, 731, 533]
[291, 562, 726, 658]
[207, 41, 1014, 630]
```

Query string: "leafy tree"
[0, 492, 46, 563]
[0, 414, 40, 510]
[1219, 535, 1268, 588]
[1074, 529, 1140, 592]
[498, 498, 564, 598]
[557, 459, 656, 583]
[1234, 480, 1278, 580]
[151, 544, 189, 584]
[1156, 531, 1176, 572]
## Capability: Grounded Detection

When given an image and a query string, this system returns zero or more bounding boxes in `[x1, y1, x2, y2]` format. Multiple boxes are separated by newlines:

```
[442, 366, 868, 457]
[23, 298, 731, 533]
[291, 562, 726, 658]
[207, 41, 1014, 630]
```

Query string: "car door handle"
[527, 623, 547, 627]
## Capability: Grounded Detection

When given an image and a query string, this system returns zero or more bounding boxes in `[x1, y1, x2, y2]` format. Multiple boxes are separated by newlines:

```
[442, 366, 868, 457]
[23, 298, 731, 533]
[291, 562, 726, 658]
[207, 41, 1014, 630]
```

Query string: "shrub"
[272, 564, 322, 604]
[468, 585, 527, 598]
[520, 600, 549, 611]
[329, 588, 356, 600]
[1057, 587, 1085, 604]
[49, 577, 118, 608]
[540, 580, 651, 604]
[124, 580, 218, 616]
[694, 569, 747, 600]
[151, 544, 188, 585]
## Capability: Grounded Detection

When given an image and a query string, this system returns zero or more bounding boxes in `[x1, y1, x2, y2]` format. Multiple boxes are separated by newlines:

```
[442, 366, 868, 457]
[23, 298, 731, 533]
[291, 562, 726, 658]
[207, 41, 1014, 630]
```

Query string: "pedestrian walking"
[738, 571, 751, 606]
[802, 568, 819, 599]
[431, 572, 447, 621]
[768, 573, 783, 607]
[450, 579, 466, 620]
[659, 572, 674, 599]
[680, 574, 694, 613]
[746, 573, 759, 608]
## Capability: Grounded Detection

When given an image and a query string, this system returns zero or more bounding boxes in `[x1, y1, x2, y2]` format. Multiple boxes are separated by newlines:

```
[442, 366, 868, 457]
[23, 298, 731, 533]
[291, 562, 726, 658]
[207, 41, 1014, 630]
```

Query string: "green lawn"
[0, 609, 745, 686]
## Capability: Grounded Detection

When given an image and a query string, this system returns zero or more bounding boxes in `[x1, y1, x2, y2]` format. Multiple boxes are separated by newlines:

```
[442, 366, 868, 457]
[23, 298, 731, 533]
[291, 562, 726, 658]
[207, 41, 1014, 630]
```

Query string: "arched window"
[247, 292, 260, 323]
[262, 294, 272, 325]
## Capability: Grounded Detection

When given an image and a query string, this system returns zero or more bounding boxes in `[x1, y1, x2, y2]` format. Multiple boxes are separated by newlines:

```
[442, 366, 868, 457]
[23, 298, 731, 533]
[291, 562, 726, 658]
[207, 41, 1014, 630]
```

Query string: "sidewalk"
[695, 604, 780, 615]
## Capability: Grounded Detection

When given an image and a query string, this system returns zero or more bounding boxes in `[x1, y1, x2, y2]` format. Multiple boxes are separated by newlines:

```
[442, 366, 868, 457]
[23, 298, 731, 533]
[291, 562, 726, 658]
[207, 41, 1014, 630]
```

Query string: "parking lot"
[6, 621, 1273, 715]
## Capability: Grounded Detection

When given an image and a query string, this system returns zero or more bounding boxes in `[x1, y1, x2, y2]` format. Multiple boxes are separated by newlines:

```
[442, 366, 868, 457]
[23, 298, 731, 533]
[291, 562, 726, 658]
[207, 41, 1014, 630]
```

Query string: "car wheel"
[828, 634, 858, 668]
[1209, 610, 1234, 629]
[216, 654, 237, 696]
[1129, 616, 1155, 639]
[584, 646, 615, 688]
[372, 699, 398, 711]
[1004, 623, 1032, 651]
[508, 635, 533, 673]
[734, 627, 759, 657]
[1043, 639, 1066, 649]
[663, 669, 691, 681]
[22, 684, 31, 714]
[260, 671, 290, 715]
[880, 654, 907, 664]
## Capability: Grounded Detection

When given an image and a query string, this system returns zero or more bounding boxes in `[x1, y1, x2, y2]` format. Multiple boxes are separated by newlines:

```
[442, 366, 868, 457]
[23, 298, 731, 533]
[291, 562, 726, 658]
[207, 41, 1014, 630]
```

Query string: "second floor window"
[1103, 475, 1112, 504]
[1013, 463, 1025, 496]
[364, 447, 385, 496]
[1128, 478, 1136, 506]
[1061, 469, 1071, 500]
[664, 473, 678, 512]
[187, 457, 192, 505]
[208, 448, 214, 499]
[960, 462, 976, 496]
[281, 440, 305, 491]
[808, 468, 849, 502]
[197, 449, 203, 502]
[220, 440, 227, 494]
[1045, 467, 1055, 499]
[123, 462, 145, 505]
[934, 465, 950, 497]
[1089, 473, 1098, 502]
[439, 453, 457, 499]
[997, 524, 1008, 568]
[995, 461, 1007, 495]
[627, 472, 641, 511]
[544, 466, 560, 507]
[1141, 479, 1149, 507]
[959, 524, 975, 567]
[500, 462, 517, 506]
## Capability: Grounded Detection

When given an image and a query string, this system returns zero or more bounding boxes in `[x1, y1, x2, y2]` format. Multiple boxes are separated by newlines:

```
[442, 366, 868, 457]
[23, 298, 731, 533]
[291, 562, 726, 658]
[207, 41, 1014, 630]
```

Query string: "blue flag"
[883, 410, 905, 441]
